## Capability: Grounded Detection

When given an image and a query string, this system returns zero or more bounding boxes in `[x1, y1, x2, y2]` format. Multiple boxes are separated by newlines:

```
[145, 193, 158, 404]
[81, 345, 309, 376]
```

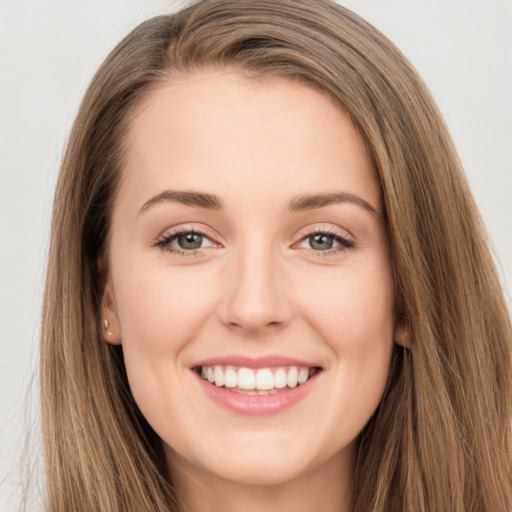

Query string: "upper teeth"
[200, 365, 314, 391]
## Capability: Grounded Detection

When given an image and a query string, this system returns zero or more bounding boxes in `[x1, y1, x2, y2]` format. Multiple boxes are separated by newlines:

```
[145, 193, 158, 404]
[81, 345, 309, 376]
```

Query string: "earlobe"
[101, 281, 122, 346]
[394, 321, 412, 348]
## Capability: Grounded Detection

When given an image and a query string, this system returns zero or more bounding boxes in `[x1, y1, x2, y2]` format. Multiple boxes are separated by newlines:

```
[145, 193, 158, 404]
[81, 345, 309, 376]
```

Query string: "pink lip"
[192, 355, 319, 369]
[191, 358, 321, 415]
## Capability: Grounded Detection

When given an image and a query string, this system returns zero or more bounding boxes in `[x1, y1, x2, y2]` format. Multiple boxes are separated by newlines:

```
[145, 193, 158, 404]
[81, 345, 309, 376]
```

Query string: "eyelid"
[153, 224, 223, 253]
[153, 223, 354, 257]
[293, 224, 355, 253]
[296, 224, 353, 241]
[300, 223, 347, 235]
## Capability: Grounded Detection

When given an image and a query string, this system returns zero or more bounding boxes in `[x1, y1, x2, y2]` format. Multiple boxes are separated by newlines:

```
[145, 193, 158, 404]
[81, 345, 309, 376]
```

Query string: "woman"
[40, 0, 512, 510]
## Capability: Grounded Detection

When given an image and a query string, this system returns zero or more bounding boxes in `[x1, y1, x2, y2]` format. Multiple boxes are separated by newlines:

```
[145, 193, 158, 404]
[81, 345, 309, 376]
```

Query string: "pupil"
[310, 233, 333, 250]
[178, 233, 202, 250]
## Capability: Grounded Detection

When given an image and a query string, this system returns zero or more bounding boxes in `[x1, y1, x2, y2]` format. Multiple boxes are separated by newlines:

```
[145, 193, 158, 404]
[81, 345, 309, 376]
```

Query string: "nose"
[218, 244, 292, 335]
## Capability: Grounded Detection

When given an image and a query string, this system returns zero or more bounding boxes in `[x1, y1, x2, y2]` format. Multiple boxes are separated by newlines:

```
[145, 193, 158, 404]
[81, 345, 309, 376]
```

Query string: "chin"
[165, 431, 352, 489]
[199, 455, 314, 487]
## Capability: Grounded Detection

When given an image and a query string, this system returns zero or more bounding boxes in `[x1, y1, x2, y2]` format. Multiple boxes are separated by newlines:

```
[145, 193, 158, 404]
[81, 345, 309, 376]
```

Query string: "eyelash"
[154, 227, 213, 257]
[154, 227, 355, 257]
[296, 228, 355, 256]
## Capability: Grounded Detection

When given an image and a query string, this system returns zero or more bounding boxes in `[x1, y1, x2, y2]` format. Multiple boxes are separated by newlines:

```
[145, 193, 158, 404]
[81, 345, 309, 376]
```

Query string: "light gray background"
[1, 1, 511, 510]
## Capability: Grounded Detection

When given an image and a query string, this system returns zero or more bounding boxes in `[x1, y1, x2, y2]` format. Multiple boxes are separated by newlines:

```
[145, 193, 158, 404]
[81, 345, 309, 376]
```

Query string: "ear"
[98, 260, 122, 346]
[101, 280, 122, 345]
[394, 318, 413, 348]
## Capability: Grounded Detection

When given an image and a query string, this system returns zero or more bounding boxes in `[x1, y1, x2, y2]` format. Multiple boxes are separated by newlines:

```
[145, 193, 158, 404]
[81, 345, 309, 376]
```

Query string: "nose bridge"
[220, 234, 289, 333]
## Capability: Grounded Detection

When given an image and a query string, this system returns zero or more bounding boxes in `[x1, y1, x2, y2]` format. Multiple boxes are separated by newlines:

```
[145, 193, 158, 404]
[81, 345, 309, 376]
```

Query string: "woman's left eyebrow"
[287, 192, 379, 216]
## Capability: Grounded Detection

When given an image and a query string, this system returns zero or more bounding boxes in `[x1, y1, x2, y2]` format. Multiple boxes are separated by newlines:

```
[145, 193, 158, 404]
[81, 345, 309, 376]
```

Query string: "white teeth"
[298, 368, 309, 384]
[199, 365, 317, 392]
[214, 366, 224, 387]
[274, 368, 287, 388]
[238, 367, 256, 390]
[256, 368, 274, 390]
[224, 366, 237, 388]
[287, 367, 298, 388]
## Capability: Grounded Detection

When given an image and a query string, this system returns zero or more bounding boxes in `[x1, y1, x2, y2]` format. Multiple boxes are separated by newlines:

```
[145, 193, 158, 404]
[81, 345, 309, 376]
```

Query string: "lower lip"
[194, 370, 320, 415]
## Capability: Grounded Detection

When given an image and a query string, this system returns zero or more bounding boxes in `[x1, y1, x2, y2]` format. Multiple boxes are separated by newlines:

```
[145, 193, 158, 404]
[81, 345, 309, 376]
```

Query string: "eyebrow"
[138, 189, 378, 217]
[288, 192, 379, 216]
[139, 190, 223, 214]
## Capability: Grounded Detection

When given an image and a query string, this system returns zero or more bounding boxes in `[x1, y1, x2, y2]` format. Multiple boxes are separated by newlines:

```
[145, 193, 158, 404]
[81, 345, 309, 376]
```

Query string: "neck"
[167, 448, 354, 512]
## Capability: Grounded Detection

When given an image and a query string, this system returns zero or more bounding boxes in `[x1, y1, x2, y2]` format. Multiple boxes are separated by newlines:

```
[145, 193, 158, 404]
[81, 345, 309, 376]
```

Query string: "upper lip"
[192, 355, 321, 369]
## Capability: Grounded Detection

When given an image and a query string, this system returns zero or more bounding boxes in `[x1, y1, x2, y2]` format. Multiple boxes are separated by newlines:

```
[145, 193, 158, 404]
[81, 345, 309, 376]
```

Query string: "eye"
[296, 230, 354, 253]
[155, 228, 218, 254]
[175, 232, 205, 250]
[308, 233, 336, 251]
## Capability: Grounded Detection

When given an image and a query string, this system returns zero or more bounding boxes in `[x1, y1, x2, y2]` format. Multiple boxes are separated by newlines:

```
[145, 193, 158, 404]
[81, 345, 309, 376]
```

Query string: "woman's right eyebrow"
[138, 189, 223, 214]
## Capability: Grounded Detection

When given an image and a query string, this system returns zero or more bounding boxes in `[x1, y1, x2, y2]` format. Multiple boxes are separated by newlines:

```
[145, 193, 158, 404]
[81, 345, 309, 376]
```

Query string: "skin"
[102, 69, 404, 512]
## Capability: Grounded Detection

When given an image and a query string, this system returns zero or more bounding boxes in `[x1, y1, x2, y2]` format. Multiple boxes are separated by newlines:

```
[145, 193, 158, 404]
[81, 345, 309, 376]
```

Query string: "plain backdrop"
[1, 1, 511, 510]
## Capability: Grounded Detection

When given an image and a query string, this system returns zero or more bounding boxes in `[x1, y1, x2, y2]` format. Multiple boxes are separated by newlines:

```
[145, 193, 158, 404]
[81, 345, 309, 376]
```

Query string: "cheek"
[111, 258, 220, 425]
[113, 259, 216, 348]
[296, 264, 395, 418]
[110, 256, 220, 408]
[299, 262, 395, 347]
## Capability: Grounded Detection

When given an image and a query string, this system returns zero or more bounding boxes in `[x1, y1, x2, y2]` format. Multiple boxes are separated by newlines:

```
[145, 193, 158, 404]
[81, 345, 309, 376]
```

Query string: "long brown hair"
[41, 0, 512, 510]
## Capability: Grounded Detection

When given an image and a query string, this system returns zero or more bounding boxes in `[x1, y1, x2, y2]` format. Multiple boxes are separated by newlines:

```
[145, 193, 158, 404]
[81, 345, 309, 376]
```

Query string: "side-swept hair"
[41, 1, 512, 510]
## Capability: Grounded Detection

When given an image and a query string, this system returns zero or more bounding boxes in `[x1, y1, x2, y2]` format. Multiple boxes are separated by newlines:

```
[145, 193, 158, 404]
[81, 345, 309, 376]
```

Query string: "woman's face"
[104, 69, 397, 489]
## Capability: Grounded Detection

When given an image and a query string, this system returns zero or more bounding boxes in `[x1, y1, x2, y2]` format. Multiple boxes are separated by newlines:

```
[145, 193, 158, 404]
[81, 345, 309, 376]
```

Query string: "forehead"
[118, 68, 380, 214]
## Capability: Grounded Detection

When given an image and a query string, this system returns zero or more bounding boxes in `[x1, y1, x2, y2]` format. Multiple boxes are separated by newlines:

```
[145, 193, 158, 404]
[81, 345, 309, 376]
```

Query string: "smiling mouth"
[196, 365, 321, 395]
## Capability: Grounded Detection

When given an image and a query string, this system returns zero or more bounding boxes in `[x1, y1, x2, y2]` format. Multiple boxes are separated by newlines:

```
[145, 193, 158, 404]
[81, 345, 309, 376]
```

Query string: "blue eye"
[308, 233, 335, 250]
[297, 231, 354, 253]
[155, 227, 353, 256]
[156, 229, 215, 254]
[176, 232, 204, 250]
